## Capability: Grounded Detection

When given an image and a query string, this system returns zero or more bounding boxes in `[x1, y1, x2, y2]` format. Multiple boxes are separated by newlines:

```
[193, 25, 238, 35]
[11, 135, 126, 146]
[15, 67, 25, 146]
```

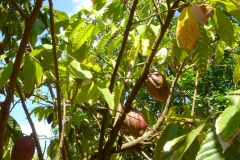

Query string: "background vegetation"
[0, 0, 240, 159]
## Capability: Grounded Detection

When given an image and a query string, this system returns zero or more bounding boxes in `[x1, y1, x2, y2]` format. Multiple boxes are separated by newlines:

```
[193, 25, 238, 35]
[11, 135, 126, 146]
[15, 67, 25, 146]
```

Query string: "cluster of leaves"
[1, 0, 240, 159]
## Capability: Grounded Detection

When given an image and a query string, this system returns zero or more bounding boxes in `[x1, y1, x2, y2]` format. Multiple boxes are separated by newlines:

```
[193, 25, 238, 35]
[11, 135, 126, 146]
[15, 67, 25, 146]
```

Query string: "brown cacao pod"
[124, 109, 147, 137]
[145, 72, 170, 101]
[11, 135, 35, 160]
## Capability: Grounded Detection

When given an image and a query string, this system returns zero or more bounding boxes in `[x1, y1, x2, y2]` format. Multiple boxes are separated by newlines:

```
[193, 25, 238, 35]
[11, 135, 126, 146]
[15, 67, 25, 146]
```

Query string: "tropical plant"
[0, 0, 240, 159]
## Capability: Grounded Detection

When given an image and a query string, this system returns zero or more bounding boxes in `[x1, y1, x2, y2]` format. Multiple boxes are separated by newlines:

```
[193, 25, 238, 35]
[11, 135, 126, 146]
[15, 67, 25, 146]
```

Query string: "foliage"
[0, 0, 240, 159]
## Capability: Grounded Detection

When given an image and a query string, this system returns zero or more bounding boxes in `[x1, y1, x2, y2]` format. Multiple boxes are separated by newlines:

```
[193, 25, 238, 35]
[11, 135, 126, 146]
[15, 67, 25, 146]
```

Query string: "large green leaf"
[192, 25, 211, 74]
[97, 82, 114, 109]
[154, 123, 185, 160]
[77, 81, 99, 104]
[233, 64, 240, 84]
[23, 55, 36, 94]
[196, 127, 240, 160]
[210, 0, 240, 19]
[68, 60, 93, 79]
[6, 116, 22, 142]
[170, 122, 206, 160]
[108, 36, 123, 57]
[72, 24, 95, 50]
[217, 90, 240, 141]
[47, 139, 58, 159]
[215, 42, 225, 63]
[34, 60, 43, 87]
[0, 60, 13, 89]
[97, 32, 113, 53]
[214, 8, 234, 47]
[68, 19, 86, 41]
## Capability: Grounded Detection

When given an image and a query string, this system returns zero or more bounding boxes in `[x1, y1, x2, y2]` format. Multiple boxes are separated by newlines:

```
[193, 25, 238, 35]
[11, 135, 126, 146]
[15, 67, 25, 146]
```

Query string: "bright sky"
[7, 0, 93, 157]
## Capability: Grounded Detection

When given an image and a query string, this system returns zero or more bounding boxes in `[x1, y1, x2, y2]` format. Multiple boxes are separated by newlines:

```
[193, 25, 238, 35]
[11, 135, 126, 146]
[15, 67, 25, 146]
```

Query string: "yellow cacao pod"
[145, 72, 170, 101]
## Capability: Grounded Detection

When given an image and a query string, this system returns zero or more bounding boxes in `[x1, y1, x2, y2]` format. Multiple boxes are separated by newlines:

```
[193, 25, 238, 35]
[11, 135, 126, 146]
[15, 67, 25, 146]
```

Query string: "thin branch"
[151, 0, 163, 26]
[109, 59, 186, 155]
[48, 0, 65, 159]
[0, 0, 43, 157]
[97, 0, 139, 159]
[16, 84, 44, 160]
[135, 147, 152, 160]
[102, 1, 181, 159]
[191, 70, 199, 117]
[9, 0, 28, 20]
[132, 8, 178, 24]
[57, 101, 66, 160]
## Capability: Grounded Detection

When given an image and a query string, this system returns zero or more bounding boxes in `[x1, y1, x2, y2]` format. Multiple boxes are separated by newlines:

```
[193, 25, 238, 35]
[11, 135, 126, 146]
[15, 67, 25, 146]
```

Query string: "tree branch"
[16, 84, 43, 160]
[102, 0, 181, 159]
[48, 0, 65, 159]
[97, 0, 139, 159]
[9, 0, 28, 21]
[0, 0, 43, 158]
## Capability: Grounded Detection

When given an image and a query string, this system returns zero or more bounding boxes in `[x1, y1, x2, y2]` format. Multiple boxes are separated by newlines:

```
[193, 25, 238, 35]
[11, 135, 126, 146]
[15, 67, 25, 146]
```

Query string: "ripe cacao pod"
[11, 135, 35, 160]
[124, 109, 147, 137]
[145, 72, 170, 101]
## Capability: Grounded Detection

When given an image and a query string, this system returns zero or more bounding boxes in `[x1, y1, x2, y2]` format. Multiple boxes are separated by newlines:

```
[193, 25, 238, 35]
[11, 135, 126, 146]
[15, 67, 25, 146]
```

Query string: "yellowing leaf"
[176, 6, 199, 53]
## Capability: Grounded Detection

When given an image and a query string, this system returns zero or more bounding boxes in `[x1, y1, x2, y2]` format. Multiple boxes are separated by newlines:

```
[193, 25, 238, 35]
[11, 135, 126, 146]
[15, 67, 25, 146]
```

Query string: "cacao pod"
[11, 135, 35, 160]
[145, 72, 170, 101]
[124, 109, 147, 137]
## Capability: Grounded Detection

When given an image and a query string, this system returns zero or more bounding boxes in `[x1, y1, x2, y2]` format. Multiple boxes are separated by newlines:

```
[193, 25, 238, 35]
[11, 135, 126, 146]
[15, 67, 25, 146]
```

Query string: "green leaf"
[172, 39, 187, 64]
[72, 113, 81, 127]
[141, 39, 149, 56]
[34, 19, 45, 35]
[97, 32, 112, 53]
[192, 25, 211, 74]
[113, 82, 124, 114]
[154, 124, 173, 159]
[142, 106, 156, 127]
[68, 60, 92, 79]
[47, 139, 58, 159]
[136, 25, 146, 37]
[157, 123, 185, 159]
[7, 116, 22, 142]
[103, 1, 125, 20]
[150, 24, 160, 36]
[77, 81, 99, 104]
[171, 122, 206, 160]
[23, 55, 36, 94]
[214, 8, 234, 47]
[233, 64, 240, 84]
[69, 43, 87, 62]
[155, 47, 168, 65]
[64, 119, 72, 135]
[210, 0, 240, 19]
[217, 90, 240, 141]
[0, 60, 13, 89]
[34, 61, 43, 87]
[196, 127, 240, 160]
[108, 36, 123, 57]
[72, 24, 95, 50]
[97, 83, 114, 109]
[68, 19, 86, 41]
[94, 0, 107, 11]
[215, 42, 225, 63]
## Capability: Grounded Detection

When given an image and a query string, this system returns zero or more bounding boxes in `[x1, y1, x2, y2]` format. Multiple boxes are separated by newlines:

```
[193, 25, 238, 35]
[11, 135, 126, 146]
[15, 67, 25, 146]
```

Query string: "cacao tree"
[1, 0, 240, 159]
